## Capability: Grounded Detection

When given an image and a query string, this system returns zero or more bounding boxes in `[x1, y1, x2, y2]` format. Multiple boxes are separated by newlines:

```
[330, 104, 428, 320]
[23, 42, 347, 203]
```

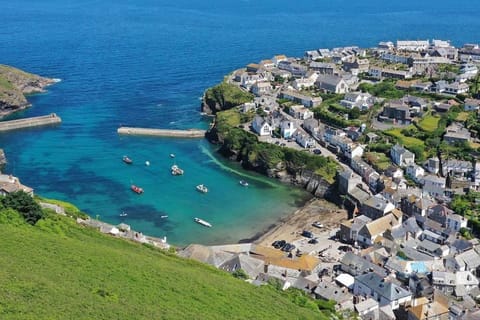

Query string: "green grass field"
[418, 115, 440, 132]
[385, 128, 425, 148]
[0, 208, 329, 320]
[364, 152, 391, 171]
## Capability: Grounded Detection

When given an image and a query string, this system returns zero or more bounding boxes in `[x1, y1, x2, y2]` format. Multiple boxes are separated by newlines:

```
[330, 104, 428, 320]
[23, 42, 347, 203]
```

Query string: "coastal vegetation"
[0, 193, 331, 319]
[0, 64, 54, 113]
[203, 81, 254, 114]
[211, 108, 339, 183]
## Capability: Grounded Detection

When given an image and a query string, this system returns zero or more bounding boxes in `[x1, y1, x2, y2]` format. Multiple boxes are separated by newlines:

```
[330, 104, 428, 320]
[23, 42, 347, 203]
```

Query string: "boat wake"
[199, 144, 277, 187]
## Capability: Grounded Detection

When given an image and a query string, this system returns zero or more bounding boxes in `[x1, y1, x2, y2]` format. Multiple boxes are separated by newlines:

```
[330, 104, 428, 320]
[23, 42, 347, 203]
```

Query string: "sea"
[0, 0, 478, 246]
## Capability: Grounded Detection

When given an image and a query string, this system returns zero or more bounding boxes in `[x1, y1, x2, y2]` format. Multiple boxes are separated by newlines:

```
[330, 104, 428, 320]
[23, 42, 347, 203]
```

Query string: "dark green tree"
[2, 191, 44, 225]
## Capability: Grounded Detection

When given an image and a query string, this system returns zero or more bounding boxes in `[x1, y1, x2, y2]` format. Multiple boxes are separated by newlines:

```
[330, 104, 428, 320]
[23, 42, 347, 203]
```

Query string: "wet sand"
[249, 198, 348, 247]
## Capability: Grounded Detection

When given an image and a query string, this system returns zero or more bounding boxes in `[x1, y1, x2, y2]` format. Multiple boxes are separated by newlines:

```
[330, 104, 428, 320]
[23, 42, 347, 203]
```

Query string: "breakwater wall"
[117, 127, 206, 138]
[0, 113, 61, 132]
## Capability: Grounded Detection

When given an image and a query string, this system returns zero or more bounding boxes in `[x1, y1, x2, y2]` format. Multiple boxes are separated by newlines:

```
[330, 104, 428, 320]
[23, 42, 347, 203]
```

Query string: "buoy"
[145, 161, 150, 166]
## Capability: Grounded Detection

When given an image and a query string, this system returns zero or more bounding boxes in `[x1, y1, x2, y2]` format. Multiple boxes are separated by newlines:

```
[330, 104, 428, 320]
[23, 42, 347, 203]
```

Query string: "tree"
[349, 107, 360, 120]
[232, 269, 248, 280]
[1, 191, 44, 225]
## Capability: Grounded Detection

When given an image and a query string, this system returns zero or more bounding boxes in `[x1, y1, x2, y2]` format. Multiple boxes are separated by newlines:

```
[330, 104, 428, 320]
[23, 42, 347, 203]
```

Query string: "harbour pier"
[0, 113, 61, 132]
[117, 126, 206, 138]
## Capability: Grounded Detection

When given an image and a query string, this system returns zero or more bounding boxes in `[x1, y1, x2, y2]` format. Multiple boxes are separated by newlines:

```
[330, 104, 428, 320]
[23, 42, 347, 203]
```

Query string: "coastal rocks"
[295, 170, 332, 198]
[0, 64, 56, 117]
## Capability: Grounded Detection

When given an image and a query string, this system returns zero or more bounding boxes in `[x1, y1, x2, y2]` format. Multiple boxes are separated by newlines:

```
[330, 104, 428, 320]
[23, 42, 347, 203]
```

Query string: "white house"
[272, 54, 288, 66]
[251, 81, 272, 96]
[421, 175, 446, 198]
[289, 105, 314, 120]
[406, 164, 425, 183]
[340, 92, 374, 110]
[353, 272, 412, 310]
[280, 120, 296, 139]
[446, 214, 468, 232]
[295, 130, 315, 148]
[252, 116, 272, 136]
[390, 144, 415, 167]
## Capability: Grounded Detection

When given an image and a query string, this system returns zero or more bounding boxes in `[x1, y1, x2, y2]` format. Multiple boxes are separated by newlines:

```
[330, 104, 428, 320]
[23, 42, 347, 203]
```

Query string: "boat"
[160, 215, 168, 219]
[194, 217, 212, 228]
[119, 212, 127, 217]
[123, 156, 133, 164]
[171, 164, 184, 175]
[131, 184, 144, 194]
[239, 180, 249, 187]
[170, 153, 175, 158]
[196, 184, 208, 193]
[145, 160, 150, 166]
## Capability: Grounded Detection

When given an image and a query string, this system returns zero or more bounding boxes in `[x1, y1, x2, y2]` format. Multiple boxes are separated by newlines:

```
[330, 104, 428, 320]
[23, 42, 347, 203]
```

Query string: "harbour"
[117, 127, 206, 138]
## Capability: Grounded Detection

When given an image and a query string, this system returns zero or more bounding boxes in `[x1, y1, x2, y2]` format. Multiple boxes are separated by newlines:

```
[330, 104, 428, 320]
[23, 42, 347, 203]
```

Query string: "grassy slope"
[0, 214, 325, 320]
[418, 115, 440, 132]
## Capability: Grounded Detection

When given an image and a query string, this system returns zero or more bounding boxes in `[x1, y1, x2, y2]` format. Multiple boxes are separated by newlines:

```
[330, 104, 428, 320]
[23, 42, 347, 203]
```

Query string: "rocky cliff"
[201, 81, 254, 115]
[0, 64, 56, 116]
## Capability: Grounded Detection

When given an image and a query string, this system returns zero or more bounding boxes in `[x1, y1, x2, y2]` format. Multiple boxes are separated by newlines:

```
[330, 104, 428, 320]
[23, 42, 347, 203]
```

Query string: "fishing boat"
[196, 184, 208, 193]
[239, 180, 249, 187]
[170, 153, 175, 158]
[123, 156, 133, 164]
[119, 212, 128, 217]
[131, 184, 144, 194]
[194, 217, 212, 228]
[171, 164, 184, 175]
[160, 215, 168, 219]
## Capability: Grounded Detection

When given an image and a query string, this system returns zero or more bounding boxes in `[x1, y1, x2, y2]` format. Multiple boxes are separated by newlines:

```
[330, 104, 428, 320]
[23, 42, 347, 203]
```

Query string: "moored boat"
[131, 184, 144, 194]
[170, 153, 175, 158]
[123, 156, 133, 164]
[239, 180, 249, 187]
[194, 217, 212, 228]
[196, 184, 208, 193]
[119, 212, 127, 217]
[171, 164, 184, 175]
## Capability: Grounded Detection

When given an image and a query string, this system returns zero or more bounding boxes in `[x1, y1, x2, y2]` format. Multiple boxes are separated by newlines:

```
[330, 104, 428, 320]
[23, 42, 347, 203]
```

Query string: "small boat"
[119, 212, 127, 217]
[170, 153, 175, 158]
[160, 215, 168, 219]
[196, 184, 208, 193]
[123, 156, 133, 164]
[194, 217, 212, 228]
[145, 160, 150, 166]
[131, 184, 144, 194]
[171, 164, 184, 175]
[239, 180, 249, 187]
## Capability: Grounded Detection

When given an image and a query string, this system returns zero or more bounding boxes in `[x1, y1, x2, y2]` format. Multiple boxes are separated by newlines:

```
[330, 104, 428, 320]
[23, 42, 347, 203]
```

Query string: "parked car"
[312, 222, 324, 229]
[273, 240, 286, 249]
[282, 243, 296, 252]
[301, 230, 314, 238]
[308, 238, 318, 244]
[313, 149, 322, 155]
[339, 245, 353, 252]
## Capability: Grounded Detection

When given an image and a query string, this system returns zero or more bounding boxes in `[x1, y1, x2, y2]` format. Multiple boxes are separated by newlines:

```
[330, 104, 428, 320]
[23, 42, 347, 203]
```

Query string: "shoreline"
[240, 197, 348, 247]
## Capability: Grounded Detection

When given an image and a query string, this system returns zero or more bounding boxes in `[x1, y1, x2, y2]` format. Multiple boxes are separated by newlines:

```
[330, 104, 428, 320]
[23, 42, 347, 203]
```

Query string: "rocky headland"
[0, 64, 56, 117]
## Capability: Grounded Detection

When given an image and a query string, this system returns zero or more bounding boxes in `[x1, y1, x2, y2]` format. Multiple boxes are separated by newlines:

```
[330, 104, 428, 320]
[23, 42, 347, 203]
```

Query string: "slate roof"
[355, 272, 411, 301]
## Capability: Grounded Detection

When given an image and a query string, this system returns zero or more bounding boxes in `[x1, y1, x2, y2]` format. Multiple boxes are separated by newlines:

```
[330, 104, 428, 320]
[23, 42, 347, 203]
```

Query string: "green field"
[364, 152, 391, 171]
[0, 204, 330, 320]
[384, 128, 425, 148]
[418, 115, 440, 132]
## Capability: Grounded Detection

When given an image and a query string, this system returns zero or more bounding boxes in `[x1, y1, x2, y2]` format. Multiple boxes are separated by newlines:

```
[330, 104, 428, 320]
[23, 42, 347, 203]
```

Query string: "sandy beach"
[253, 198, 348, 247]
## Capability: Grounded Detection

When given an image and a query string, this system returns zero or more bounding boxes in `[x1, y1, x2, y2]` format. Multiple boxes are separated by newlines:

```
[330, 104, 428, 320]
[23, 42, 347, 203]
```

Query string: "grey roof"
[355, 272, 411, 301]
[351, 215, 372, 232]
[316, 74, 344, 86]
[403, 217, 422, 234]
[340, 252, 388, 276]
[402, 246, 435, 261]
[455, 249, 480, 269]
[418, 239, 442, 253]
[218, 253, 264, 279]
[451, 239, 474, 253]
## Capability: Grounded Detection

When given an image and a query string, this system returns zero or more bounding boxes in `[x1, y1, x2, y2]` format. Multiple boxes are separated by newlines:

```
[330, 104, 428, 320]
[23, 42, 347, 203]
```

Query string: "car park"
[308, 238, 318, 244]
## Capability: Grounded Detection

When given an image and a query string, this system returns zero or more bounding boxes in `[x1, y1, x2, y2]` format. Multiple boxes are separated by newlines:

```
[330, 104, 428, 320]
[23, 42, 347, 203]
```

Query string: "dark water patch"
[121, 204, 175, 231]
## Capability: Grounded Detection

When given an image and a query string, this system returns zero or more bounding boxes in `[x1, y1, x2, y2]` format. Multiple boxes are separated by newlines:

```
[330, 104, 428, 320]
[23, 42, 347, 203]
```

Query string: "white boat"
[196, 184, 208, 193]
[239, 180, 249, 187]
[171, 164, 184, 175]
[145, 160, 150, 166]
[160, 215, 168, 219]
[194, 217, 212, 228]
[119, 212, 127, 217]
[170, 153, 175, 158]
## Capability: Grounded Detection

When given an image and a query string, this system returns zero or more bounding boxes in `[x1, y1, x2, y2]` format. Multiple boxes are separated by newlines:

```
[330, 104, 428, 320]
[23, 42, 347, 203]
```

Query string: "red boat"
[123, 156, 133, 164]
[131, 184, 144, 194]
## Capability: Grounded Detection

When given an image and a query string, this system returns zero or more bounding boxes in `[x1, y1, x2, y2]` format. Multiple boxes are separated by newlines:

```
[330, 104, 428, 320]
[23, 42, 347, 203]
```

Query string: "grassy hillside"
[0, 198, 330, 320]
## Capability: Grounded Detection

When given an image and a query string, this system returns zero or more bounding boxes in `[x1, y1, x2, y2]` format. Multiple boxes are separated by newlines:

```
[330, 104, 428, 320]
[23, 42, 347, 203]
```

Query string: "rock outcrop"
[0, 64, 56, 116]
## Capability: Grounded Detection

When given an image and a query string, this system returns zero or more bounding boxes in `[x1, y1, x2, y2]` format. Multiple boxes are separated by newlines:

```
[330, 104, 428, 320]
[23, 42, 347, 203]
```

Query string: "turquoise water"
[0, 0, 479, 245]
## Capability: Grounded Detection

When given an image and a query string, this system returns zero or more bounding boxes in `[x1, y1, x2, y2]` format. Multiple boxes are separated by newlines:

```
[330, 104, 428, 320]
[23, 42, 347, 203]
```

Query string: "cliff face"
[0, 64, 56, 115]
